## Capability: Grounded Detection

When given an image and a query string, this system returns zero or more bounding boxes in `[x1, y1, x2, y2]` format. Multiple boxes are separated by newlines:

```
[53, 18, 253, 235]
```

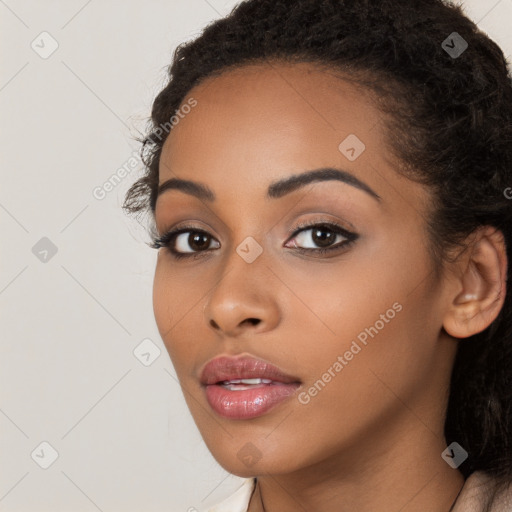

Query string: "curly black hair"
[124, 0, 512, 501]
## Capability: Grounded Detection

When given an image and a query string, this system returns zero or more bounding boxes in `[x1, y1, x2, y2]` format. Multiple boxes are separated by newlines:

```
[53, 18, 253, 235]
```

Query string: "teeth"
[220, 378, 274, 387]
[240, 378, 264, 385]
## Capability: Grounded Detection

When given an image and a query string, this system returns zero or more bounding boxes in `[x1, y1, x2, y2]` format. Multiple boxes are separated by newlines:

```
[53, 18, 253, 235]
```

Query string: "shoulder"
[452, 471, 512, 512]
[206, 478, 256, 512]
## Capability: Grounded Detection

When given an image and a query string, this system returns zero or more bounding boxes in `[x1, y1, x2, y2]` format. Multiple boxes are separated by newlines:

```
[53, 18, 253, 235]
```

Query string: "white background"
[1, 0, 511, 510]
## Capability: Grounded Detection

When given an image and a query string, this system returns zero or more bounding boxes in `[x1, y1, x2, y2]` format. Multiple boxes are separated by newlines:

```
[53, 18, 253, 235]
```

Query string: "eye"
[173, 231, 219, 254]
[284, 221, 358, 255]
[152, 225, 220, 259]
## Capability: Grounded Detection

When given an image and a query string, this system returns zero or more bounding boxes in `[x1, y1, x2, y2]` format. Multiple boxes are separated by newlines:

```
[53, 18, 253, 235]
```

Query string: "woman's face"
[153, 62, 457, 477]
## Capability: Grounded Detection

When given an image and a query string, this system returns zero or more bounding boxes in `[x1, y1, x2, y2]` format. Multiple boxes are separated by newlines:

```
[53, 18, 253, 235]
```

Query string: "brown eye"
[174, 231, 219, 253]
[291, 224, 348, 250]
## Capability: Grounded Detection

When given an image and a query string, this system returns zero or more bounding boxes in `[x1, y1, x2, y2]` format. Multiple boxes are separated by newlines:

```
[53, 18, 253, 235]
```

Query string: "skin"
[152, 62, 507, 511]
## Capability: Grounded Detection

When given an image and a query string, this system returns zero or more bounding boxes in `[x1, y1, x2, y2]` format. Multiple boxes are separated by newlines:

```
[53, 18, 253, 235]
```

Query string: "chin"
[204, 435, 302, 477]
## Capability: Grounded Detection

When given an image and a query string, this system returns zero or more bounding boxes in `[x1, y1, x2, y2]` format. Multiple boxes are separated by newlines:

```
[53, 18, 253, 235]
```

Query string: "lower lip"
[204, 382, 300, 419]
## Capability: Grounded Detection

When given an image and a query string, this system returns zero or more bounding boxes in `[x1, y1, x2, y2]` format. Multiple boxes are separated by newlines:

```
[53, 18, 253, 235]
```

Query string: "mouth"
[200, 355, 301, 420]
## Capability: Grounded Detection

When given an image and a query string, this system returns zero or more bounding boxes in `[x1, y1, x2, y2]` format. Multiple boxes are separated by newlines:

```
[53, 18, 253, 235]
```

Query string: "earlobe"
[443, 227, 508, 339]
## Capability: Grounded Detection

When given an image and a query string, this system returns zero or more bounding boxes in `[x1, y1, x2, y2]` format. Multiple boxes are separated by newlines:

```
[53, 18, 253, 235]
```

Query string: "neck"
[248, 418, 465, 512]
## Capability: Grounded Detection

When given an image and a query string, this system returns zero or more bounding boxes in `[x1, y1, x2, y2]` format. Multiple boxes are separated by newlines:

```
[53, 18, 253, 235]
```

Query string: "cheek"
[152, 257, 201, 364]
[289, 246, 439, 411]
[278, 246, 419, 363]
[153, 260, 175, 339]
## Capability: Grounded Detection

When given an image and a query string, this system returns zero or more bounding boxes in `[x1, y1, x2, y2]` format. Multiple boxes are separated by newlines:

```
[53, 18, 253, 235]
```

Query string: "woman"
[124, 0, 512, 510]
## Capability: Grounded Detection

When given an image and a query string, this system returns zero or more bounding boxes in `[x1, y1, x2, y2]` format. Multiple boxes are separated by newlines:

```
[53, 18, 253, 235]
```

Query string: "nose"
[203, 252, 280, 338]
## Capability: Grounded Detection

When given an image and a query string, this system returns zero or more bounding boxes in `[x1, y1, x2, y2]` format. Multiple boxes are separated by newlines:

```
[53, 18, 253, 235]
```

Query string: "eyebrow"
[157, 167, 381, 202]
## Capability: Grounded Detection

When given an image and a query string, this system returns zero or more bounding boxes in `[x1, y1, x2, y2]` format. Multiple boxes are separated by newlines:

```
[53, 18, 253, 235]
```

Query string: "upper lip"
[200, 355, 301, 385]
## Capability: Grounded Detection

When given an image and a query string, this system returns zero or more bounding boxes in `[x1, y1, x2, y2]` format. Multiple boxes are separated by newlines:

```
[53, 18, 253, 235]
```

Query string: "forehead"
[159, 62, 387, 191]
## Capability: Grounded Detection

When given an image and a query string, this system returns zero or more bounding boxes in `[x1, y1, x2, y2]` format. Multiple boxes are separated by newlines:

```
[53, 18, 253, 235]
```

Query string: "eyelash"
[151, 221, 358, 260]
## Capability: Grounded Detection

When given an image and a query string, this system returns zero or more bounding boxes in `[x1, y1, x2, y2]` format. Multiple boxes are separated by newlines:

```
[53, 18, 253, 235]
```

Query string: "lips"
[200, 355, 301, 419]
[201, 355, 300, 385]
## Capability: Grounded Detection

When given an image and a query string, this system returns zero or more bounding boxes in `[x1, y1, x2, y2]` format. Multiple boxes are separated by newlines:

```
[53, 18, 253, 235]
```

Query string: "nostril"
[207, 317, 261, 330]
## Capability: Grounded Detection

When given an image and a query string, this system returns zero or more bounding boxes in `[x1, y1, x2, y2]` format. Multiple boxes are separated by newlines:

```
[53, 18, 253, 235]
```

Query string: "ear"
[443, 226, 508, 339]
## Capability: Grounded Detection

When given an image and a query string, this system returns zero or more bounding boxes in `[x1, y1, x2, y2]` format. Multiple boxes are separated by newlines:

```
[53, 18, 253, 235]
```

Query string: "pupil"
[312, 226, 334, 247]
[190, 232, 210, 251]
